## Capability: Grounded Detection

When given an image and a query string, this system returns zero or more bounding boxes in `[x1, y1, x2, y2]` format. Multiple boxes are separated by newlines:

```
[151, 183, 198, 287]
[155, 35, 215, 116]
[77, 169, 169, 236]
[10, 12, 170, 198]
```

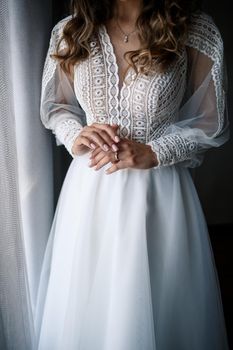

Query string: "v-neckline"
[100, 24, 136, 101]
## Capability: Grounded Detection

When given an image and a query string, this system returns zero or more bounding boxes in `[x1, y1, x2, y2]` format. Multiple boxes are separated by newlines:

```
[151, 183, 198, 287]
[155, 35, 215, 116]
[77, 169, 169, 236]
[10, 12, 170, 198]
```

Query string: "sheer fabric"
[0, 0, 53, 349]
[148, 13, 229, 167]
[40, 16, 86, 156]
[40, 13, 229, 166]
[35, 11, 230, 350]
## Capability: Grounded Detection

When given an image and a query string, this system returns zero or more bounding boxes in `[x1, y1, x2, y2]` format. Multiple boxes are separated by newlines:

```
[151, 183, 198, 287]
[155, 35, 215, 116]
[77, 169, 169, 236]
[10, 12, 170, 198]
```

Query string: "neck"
[113, 0, 143, 23]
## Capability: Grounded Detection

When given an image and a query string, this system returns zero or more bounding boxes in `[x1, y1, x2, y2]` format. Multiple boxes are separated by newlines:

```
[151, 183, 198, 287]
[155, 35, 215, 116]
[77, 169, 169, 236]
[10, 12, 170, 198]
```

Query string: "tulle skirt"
[33, 151, 229, 350]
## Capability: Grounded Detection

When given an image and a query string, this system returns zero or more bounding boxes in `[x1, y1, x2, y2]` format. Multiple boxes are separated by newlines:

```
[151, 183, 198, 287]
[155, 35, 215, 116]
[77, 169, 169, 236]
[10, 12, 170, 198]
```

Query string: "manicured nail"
[90, 143, 96, 149]
[114, 136, 120, 142]
[103, 144, 109, 151]
[112, 144, 118, 152]
[88, 160, 92, 167]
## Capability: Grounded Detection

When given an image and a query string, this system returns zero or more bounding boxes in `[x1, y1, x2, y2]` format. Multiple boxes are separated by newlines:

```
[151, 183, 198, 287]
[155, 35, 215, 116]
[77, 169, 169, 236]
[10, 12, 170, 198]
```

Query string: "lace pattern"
[73, 24, 187, 143]
[147, 12, 226, 168]
[148, 134, 199, 168]
[41, 12, 227, 166]
[54, 119, 83, 157]
[186, 12, 225, 135]
[41, 16, 71, 101]
[40, 15, 85, 157]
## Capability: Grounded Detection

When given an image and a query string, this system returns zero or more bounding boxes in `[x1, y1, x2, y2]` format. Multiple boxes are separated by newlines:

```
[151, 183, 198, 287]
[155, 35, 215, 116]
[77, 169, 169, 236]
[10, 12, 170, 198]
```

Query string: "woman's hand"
[89, 138, 159, 173]
[71, 123, 120, 156]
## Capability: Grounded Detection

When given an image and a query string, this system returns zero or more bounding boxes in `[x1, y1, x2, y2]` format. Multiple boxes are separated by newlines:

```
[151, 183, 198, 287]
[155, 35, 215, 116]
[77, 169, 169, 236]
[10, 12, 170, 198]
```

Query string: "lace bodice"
[40, 12, 229, 168]
[74, 24, 187, 144]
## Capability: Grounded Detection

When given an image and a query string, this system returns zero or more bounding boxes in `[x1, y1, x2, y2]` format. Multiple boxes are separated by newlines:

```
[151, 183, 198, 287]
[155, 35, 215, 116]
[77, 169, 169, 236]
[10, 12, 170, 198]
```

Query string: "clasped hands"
[71, 122, 158, 174]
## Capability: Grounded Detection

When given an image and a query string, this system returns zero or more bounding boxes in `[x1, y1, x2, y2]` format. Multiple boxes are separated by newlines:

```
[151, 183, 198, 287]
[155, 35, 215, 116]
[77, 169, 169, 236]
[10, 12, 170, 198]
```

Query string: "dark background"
[51, 1, 233, 347]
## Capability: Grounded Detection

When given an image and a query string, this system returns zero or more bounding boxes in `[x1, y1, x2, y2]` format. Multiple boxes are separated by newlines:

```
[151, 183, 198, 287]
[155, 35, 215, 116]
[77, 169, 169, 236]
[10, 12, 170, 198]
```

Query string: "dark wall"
[52, 0, 233, 226]
[194, 1, 233, 225]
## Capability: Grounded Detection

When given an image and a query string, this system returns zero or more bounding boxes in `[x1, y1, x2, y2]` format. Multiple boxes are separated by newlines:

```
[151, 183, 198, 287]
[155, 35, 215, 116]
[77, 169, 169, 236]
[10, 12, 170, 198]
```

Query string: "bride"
[33, 0, 230, 349]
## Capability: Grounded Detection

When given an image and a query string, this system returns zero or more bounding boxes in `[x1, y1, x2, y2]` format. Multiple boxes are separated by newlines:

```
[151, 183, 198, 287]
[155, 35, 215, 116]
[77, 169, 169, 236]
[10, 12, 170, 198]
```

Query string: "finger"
[105, 153, 130, 173]
[82, 130, 115, 151]
[89, 147, 103, 159]
[89, 151, 107, 167]
[82, 124, 120, 151]
[77, 136, 94, 149]
[81, 131, 109, 151]
[94, 155, 112, 170]
[95, 129, 119, 151]
[91, 148, 116, 167]
[93, 123, 120, 143]
[105, 162, 121, 175]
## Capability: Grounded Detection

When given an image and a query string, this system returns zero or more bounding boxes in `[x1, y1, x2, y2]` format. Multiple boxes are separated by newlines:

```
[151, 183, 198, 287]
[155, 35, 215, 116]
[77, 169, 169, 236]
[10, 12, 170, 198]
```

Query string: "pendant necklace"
[115, 19, 137, 43]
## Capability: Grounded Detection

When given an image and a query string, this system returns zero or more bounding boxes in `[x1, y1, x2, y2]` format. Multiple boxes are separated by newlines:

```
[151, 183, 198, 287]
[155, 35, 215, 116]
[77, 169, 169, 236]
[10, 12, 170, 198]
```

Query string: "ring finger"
[94, 155, 112, 170]
[89, 151, 107, 167]
[89, 147, 104, 159]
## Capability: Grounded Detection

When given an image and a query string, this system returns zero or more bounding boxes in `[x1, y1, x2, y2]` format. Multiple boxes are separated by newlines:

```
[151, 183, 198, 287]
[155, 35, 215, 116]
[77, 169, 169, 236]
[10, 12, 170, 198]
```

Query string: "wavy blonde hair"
[52, 0, 202, 76]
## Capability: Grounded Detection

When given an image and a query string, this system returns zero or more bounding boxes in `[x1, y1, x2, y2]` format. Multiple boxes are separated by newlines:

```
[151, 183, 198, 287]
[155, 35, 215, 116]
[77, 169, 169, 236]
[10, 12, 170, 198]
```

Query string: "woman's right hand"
[71, 123, 120, 156]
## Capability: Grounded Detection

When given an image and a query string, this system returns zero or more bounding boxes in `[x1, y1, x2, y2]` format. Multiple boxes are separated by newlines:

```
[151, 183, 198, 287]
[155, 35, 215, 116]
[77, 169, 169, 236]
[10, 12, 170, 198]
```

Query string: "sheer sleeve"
[146, 12, 229, 168]
[40, 17, 86, 157]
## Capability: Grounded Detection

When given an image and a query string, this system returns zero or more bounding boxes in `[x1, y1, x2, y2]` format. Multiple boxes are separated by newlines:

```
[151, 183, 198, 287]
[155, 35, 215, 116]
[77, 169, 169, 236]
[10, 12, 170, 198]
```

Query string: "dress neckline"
[100, 24, 137, 100]
[96, 24, 139, 135]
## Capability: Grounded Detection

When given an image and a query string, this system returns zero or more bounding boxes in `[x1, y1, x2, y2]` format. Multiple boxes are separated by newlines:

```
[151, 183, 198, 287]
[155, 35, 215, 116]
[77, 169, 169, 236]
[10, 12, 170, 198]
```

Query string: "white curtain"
[0, 1, 232, 348]
[0, 0, 53, 348]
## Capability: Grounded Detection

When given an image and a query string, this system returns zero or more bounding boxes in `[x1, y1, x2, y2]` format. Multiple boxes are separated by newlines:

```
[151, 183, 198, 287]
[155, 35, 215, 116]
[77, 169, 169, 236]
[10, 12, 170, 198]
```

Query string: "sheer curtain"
[0, 0, 53, 348]
[0, 1, 232, 348]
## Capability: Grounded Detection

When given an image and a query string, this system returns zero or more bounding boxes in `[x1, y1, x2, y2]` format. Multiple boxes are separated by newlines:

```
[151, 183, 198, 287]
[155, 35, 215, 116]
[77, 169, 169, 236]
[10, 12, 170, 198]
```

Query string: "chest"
[73, 25, 188, 142]
[103, 23, 142, 91]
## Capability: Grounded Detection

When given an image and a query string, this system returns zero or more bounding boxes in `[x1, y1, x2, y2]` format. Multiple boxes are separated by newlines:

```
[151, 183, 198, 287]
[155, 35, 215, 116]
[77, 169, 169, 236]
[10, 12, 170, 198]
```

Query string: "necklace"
[115, 19, 137, 43]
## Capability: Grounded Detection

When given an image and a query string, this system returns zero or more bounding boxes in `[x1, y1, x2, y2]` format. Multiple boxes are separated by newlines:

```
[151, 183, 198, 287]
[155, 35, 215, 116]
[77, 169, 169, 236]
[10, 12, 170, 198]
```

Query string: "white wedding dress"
[33, 11, 230, 350]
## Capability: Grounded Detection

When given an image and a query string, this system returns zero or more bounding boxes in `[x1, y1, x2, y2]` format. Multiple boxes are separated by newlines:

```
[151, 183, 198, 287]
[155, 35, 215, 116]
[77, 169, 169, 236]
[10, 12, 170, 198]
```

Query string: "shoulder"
[51, 15, 72, 40]
[48, 15, 72, 50]
[186, 11, 223, 57]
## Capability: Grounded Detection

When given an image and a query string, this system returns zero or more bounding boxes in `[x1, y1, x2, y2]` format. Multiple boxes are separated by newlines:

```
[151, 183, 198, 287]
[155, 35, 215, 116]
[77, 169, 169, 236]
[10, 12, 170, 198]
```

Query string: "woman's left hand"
[88, 138, 159, 174]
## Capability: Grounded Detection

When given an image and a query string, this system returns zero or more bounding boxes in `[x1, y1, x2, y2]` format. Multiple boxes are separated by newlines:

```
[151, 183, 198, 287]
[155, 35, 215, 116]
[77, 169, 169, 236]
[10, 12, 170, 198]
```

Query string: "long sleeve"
[146, 12, 229, 169]
[40, 17, 86, 157]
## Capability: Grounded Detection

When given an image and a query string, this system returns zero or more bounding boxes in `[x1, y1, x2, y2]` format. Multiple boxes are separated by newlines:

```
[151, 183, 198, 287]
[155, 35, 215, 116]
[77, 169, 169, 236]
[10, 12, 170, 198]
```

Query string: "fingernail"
[90, 143, 96, 149]
[114, 136, 120, 143]
[103, 144, 109, 151]
[88, 161, 92, 167]
[112, 144, 118, 152]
